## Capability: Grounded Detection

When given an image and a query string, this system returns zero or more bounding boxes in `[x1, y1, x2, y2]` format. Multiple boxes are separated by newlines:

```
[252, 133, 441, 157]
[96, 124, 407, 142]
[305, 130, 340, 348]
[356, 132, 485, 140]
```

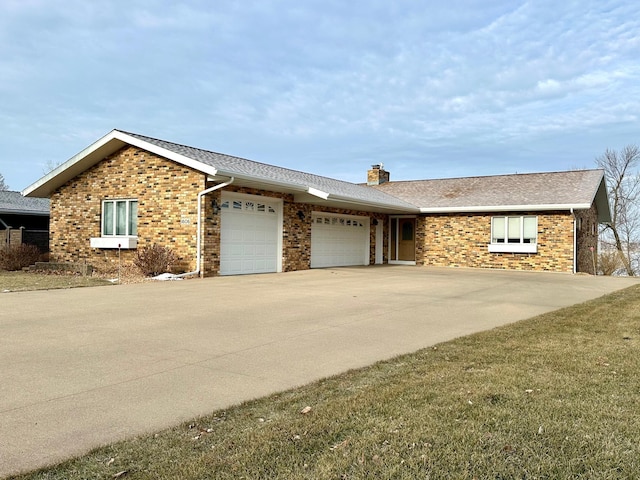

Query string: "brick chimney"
[367, 164, 390, 185]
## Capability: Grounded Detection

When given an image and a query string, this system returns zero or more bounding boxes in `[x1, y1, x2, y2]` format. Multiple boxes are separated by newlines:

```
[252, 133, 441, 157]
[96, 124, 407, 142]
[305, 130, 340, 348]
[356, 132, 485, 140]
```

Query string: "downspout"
[177, 177, 234, 278]
[571, 208, 577, 274]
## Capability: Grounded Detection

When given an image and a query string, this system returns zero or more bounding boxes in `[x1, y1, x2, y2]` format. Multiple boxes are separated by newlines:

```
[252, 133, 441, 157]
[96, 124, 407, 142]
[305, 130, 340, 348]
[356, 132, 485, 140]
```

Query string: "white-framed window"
[489, 215, 537, 253]
[102, 199, 138, 237]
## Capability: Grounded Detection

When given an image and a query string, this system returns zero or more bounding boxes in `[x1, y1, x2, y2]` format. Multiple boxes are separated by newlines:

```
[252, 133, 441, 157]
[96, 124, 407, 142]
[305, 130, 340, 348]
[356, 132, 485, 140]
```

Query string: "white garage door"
[311, 213, 369, 268]
[220, 194, 281, 275]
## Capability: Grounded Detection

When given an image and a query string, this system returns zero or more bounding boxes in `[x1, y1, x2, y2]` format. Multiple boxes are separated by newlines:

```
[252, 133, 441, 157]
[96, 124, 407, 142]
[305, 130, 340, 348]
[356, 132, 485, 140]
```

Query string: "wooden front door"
[398, 218, 415, 261]
[390, 217, 416, 262]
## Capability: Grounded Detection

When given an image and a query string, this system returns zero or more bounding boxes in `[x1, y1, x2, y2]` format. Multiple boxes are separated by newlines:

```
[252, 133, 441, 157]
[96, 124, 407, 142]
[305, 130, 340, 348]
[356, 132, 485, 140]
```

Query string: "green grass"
[10, 285, 640, 479]
[0, 270, 111, 292]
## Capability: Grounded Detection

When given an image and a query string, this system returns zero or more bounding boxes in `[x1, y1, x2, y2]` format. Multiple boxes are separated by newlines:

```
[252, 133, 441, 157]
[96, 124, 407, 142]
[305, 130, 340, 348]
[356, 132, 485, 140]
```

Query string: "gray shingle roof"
[0, 191, 50, 215]
[121, 131, 418, 211]
[22, 129, 610, 221]
[372, 169, 606, 211]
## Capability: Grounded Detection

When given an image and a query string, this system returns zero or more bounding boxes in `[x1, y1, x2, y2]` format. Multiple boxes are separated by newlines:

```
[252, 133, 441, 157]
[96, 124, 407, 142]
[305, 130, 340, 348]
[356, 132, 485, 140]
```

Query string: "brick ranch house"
[22, 130, 611, 276]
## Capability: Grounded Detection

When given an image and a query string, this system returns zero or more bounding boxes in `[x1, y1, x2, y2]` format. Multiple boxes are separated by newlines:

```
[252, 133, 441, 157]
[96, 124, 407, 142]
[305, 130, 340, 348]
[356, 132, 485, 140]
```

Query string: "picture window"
[102, 199, 138, 237]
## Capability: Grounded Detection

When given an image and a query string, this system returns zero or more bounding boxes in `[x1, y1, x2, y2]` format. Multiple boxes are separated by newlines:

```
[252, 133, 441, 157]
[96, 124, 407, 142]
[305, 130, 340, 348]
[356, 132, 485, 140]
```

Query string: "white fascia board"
[307, 187, 329, 200]
[591, 175, 612, 224]
[215, 171, 311, 194]
[115, 131, 218, 177]
[419, 204, 591, 214]
[328, 194, 419, 213]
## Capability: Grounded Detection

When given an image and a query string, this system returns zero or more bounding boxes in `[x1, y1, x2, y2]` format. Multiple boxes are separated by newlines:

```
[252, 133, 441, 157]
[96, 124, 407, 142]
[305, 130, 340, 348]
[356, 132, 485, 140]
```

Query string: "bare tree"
[0, 173, 8, 191]
[42, 159, 63, 175]
[597, 145, 640, 276]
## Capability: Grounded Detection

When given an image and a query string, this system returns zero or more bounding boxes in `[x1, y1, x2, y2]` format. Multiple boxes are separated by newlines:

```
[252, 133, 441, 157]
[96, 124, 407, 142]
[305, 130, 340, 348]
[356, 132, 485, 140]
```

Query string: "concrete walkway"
[0, 266, 637, 477]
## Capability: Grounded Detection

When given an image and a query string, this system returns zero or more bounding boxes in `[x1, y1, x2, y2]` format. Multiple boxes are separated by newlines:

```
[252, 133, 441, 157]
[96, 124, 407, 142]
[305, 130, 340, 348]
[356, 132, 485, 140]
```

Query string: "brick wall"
[200, 185, 386, 275]
[419, 211, 575, 272]
[575, 204, 598, 274]
[284, 204, 385, 272]
[50, 146, 205, 272]
[200, 186, 298, 276]
[49, 145, 587, 276]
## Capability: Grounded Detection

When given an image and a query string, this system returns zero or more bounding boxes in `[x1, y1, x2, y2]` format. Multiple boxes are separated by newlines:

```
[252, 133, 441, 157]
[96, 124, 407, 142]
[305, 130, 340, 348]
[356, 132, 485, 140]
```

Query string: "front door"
[390, 217, 416, 263]
[398, 218, 415, 261]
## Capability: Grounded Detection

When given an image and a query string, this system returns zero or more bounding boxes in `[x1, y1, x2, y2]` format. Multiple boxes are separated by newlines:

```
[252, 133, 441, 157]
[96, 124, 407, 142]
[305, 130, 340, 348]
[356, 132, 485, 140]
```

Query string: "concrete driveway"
[1, 266, 637, 477]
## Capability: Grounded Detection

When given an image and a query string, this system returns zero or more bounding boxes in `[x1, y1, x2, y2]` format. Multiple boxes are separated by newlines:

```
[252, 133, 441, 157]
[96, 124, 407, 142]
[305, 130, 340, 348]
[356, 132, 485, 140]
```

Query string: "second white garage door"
[311, 213, 369, 268]
[220, 193, 282, 275]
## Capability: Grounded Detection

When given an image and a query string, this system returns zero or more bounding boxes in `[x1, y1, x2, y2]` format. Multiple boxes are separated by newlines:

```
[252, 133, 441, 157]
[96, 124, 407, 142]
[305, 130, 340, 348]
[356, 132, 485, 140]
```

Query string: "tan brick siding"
[49, 145, 588, 276]
[50, 146, 205, 273]
[575, 204, 598, 274]
[419, 211, 576, 272]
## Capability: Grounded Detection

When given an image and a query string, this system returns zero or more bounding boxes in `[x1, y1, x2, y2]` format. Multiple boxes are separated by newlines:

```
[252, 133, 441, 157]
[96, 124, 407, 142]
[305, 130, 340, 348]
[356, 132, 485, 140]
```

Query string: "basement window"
[489, 216, 537, 253]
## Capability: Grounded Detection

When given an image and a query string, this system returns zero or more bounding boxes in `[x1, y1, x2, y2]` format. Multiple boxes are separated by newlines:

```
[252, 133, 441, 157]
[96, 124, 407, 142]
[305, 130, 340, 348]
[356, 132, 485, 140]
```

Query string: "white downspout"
[178, 177, 234, 278]
[571, 208, 576, 274]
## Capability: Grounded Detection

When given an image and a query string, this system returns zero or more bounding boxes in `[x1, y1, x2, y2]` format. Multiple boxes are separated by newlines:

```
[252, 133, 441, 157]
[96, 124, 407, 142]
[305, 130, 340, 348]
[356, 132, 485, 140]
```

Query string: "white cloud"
[2, 0, 640, 189]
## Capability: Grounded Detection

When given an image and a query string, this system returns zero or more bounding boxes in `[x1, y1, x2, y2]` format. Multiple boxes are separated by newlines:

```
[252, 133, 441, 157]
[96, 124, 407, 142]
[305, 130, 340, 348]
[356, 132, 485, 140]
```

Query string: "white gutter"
[326, 194, 418, 213]
[420, 203, 591, 214]
[213, 171, 417, 212]
[307, 187, 329, 200]
[178, 177, 234, 278]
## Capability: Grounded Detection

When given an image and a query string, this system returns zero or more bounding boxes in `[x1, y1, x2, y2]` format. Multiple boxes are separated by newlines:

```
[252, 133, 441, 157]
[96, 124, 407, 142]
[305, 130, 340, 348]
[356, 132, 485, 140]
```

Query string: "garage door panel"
[220, 195, 281, 275]
[311, 214, 368, 268]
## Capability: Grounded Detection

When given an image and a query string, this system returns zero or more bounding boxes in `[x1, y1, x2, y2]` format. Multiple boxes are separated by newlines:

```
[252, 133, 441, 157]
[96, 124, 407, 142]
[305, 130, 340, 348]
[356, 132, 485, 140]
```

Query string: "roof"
[122, 131, 418, 212]
[21, 129, 611, 221]
[0, 190, 50, 216]
[22, 130, 417, 214]
[372, 169, 611, 222]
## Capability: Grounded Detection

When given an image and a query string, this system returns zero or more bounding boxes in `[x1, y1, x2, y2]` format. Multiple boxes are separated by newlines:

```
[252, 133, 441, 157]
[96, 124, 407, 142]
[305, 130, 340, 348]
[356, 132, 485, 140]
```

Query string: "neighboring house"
[0, 191, 50, 251]
[22, 130, 611, 276]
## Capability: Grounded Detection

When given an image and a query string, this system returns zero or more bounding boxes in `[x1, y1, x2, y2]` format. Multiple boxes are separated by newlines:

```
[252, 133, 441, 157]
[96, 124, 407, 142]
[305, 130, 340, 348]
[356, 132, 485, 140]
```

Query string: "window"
[102, 199, 138, 237]
[489, 216, 537, 253]
[401, 220, 414, 241]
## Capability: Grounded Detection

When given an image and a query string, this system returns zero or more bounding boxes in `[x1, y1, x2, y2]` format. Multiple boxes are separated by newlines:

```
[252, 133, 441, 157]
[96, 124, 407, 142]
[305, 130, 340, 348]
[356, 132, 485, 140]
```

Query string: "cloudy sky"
[1, 0, 639, 192]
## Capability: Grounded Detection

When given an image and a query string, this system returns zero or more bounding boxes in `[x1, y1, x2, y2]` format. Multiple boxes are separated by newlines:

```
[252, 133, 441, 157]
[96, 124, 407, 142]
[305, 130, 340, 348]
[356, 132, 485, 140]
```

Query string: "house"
[22, 129, 611, 276]
[0, 190, 50, 252]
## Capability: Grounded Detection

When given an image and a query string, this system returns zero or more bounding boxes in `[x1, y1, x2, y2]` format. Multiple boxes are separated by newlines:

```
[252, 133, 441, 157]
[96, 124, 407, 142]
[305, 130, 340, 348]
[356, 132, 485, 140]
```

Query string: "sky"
[1, 0, 639, 192]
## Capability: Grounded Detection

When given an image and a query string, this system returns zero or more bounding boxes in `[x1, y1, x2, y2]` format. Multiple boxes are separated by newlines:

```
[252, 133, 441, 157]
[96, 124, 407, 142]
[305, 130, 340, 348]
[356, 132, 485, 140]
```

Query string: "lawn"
[9, 284, 640, 479]
[0, 270, 112, 292]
